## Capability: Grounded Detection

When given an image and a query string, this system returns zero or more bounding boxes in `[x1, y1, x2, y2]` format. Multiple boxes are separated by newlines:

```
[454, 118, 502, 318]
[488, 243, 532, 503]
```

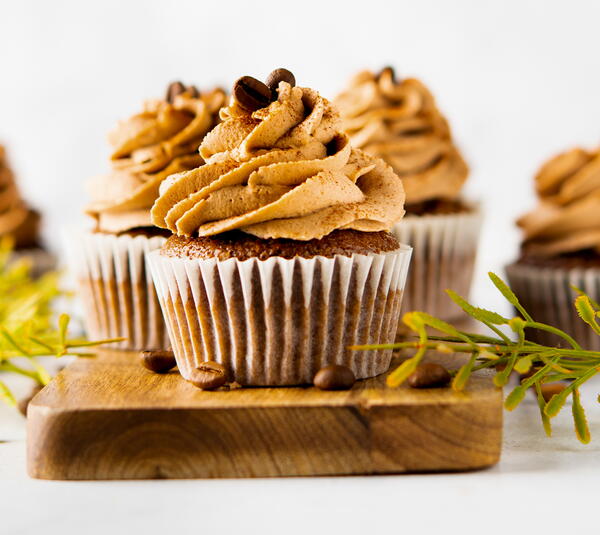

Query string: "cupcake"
[147, 69, 412, 386]
[0, 145, 54, 276]
[71, 82, 226, 351]
[334, 67, 481, 321]
[506, 146, 600, 349]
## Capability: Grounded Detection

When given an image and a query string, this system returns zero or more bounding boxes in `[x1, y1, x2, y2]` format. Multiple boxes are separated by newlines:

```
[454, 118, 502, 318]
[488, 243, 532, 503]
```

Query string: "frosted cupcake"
[334, 67, 480, 321]
[0, 145, 54, 276]
[507, 146, 600, 349]
[148, 69, 412, 386]
[72, 82, 226, 351]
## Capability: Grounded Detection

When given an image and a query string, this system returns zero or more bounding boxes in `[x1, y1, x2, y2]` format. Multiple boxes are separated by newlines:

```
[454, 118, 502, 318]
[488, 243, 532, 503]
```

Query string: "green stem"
[0, 361, 40, 382]
[482, 322, 512, 344]
[526, 322, 581, 350]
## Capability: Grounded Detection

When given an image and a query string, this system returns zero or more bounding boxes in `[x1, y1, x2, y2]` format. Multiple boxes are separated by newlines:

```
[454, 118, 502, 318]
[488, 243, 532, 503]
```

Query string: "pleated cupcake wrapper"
[67, 231, 169, 351]
[148, 246, 412, 386]
[506, 263, 600, 351]
[391, 207, 482, 322]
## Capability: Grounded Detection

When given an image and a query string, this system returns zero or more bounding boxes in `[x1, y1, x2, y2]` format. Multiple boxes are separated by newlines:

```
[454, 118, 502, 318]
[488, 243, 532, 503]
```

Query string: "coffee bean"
[407, 363, 451, 388]
[166, 81, 186, 103]
[18, 384, 44, 417]
[378, 65, 397, 83]
[265, 68, 296, 98]
[314, 365, 356, 391]
[233, 76, 272, 111]
[540, 382, 567, 403]
[141, 350, 176, 373]
[519, 366, 543, 382]
[188, 361, 227, 390]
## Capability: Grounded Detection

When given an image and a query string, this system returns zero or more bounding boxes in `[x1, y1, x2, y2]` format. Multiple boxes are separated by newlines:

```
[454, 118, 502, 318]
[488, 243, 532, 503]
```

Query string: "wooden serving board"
[27, 349, 502, 480]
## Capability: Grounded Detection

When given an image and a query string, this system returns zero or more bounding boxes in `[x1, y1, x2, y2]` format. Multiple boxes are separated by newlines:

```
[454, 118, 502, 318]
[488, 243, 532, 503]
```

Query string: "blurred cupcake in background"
[70, 82, 226, 351]
[507, 146, 600, 349]
[335, 67, 480, 321]
[0, 145, 55, 276]
[148, 69, 412, 386]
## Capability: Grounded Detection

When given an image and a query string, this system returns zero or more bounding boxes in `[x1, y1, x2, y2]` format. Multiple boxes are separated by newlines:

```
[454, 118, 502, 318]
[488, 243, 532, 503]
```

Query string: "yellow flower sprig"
[352, 272, 600, 444]
[0, 237, 121, 407]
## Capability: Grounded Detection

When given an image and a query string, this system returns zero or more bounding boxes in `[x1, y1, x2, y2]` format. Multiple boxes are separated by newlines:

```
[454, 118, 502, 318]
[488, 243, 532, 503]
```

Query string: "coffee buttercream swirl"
[518, 146, 600, 257]
[334, 69, 468, 204]
[86, 85, 226, 233]
[151, 81, 405, 241]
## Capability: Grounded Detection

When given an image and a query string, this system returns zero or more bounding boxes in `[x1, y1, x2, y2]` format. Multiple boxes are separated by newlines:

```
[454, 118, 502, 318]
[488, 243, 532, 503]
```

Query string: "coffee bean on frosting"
[407, 363, 451, 388]
[166, 81, 186, 103]
[265, 68, 296, 98]
[141, 350, 176, 373]
[378, 65, 397, 83]
[233, 76, 272, 111]
[313, 365, 356, 390]
[188, 361, 227, 390]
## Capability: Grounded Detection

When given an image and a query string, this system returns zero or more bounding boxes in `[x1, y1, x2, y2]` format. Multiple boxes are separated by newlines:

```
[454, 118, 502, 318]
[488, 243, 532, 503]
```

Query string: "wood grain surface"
[27, 349, 503, 480]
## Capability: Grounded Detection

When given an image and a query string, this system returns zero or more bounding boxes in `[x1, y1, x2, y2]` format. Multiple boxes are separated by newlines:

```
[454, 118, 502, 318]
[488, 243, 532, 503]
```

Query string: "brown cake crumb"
[405, 198, 470, 217]
[96, 227, 172, 239]
[516, 248, 600, 269]
[161, 229, 400, 261]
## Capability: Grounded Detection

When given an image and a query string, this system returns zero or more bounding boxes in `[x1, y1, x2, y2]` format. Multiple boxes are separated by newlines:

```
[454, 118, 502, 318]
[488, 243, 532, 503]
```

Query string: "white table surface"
[1, 361, 599, 535]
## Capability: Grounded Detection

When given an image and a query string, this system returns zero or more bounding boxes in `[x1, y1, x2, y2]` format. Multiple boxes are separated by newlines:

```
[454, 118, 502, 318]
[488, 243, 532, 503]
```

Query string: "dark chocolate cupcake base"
[148, 242, 412, 386]
[161, 229, 400, 261]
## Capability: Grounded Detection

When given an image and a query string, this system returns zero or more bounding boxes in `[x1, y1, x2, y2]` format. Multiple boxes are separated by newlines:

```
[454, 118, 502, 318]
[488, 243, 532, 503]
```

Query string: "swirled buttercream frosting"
[0, 146, 40, 247]
[86, 83, 226, 233]
[151, 78, 405, 241]
[334, 68, 468, 205]
[518, 146, 600, 257]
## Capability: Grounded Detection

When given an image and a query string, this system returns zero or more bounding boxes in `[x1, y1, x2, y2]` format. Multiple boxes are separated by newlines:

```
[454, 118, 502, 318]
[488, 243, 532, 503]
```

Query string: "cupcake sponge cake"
[148, 70, 412, 386]
[71, 82, 226, 351]
[335, 67, 480, 321]
[507, 145, 600, 349]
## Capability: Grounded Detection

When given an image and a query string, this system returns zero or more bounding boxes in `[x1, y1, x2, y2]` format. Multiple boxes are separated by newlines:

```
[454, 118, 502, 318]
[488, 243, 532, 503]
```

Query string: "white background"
[1, 1, 600, 532]
[2, 0, 600, 313]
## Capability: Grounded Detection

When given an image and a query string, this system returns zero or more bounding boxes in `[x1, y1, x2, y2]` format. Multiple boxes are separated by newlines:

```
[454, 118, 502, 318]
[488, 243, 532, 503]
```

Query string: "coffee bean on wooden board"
[313, 365, 356, 391]
[519, 367, 542, 381]
[233, 76, 272, 111]
[140, 350, 176, 373]
[265, 68, 296, 98]
[18, 384, 44, 417]
[407, 363, 451, 389]
[188, 361, 227, 390]
[539, 382, 567, 403]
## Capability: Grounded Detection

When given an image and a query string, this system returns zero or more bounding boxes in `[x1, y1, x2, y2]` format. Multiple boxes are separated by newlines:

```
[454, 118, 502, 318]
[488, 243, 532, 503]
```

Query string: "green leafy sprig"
[353, 272, 600, 444]
[0, 237, 120, 407]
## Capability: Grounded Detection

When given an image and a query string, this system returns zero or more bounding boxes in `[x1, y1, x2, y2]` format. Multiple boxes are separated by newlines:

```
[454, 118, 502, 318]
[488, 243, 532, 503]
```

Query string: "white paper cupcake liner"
[506, 262, 600, 350]
[391, 207, 482, 322]
[67, 231, 169, 351]
[148, 246, 412, 386]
